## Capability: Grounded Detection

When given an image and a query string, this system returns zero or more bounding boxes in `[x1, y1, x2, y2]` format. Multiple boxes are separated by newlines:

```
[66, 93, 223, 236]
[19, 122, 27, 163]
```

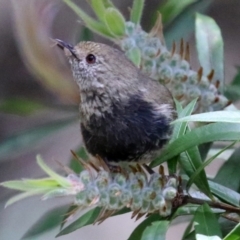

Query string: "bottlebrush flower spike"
[1, 155, 182, 222]
[63, 0, 231, 113]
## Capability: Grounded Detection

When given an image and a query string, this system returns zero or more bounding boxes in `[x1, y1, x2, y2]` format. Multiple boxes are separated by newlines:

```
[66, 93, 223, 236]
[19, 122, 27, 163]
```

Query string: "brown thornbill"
[55, 39, 176, 166]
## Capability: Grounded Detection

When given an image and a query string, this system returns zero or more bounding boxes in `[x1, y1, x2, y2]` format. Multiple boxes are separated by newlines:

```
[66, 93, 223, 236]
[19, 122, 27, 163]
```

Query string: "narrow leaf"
[128, 214, 162, 240]
[60, 205, 79, 230]
[171, 98, 197, 141]
[183, 230, 196, 240]
[5, 190, 46, 208]
[194, 203, 222, 238]
[141, 221, 169, 240]
[1, 179, 57, 192]
[180, 147, 212, 198]
[208, 181, 240, 207]
[223, 222, 240, 240]
[164, 0, 212, 47]
[88, 0, 106, 22]
[62, 0, 113, 38]
[37, 156, 71, 188]
[195, 13, 224, 87]
[219, 217, 237, 238]
[168, 99, 197, 174]
[130, 0, 145, 24]
[57, 207, 101, 237]
[174, 111, 240, 124]
[159, 0, 196, 24]
[214, 147, 240, 191]
[182, 219, 194, 240]
[151, 123, 240, 166]
[79, 26, 94, 41]
[22, 205, 69, 239]
[172, 205, 198, 219]
[126, 47, 141, 67]
[224, 67, 240, 101]
[224, 85, 240, 102]
[187, 141, 236, 191]
[102, 0, 115, 8]
[104, 7, 125, 36]
[22, 178, 60, 188]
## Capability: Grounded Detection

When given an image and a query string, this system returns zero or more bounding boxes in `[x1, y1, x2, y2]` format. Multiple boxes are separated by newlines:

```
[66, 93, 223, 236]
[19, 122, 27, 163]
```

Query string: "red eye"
[86, 54, 96, 64]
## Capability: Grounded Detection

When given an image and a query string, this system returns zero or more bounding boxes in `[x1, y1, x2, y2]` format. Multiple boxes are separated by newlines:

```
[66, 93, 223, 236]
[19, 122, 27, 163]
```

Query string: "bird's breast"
[79, 90, 113, 122]
[80, 94, 174, 163]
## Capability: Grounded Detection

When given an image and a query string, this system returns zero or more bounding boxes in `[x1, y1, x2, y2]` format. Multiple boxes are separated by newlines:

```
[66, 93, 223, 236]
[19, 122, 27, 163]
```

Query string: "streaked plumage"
[56, 40, 176, 165]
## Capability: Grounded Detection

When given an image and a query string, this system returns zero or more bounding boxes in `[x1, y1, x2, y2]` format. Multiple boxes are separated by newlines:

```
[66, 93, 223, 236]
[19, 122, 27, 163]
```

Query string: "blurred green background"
[0, 0, 240, 239]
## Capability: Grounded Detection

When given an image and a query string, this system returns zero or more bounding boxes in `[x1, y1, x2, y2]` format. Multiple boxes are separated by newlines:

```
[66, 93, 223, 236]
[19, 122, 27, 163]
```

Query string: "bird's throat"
[79, 90, 113, 123]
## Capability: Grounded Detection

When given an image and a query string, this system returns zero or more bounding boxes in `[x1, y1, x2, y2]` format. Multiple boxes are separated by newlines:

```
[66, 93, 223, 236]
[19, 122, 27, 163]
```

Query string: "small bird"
[56, 39, 176, 167]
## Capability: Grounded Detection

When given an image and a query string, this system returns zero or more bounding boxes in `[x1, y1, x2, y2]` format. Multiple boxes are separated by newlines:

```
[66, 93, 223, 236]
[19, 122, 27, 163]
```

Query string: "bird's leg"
[105, 161, 122, 173]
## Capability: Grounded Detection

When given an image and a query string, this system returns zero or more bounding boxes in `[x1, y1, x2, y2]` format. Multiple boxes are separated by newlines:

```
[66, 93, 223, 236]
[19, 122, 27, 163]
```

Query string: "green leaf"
[151, 123, 240, 166]
[1, 177, 61, 207]
[112, 207, 130, 216]
[208, 180, 240, 207]
[164, 0, 212, 47]
[4, 190, 47, 208]
[22, 178, 60, 188]
[130, 0, 145, 24]
[224, 68, 240, 101]
[223, 222, 240, 240]
[183, 230, 196, 240]
[159, 0, 196, 24]
[174, 111, 240, 124]
[60, 205, 79, 230]
[230, 67, 240, 86]
[88, 0, 107, 23]
[172, 205, 197, 219]
[104, 7, 125, 36]
[171, 99, 197, 141]
[62, 0, 113, 39]
[1, 178, 58, 192]
[198, 142, 212, 162]
[79, 27, 93, 41]
[168, 99, 197, 174]
[21, 205, 69, 239]
[187, 141, 236, 191]
[182, 219, 194, 240]
[126, 47, 142, 67]
[37, 156, 71, 188]
[214, 147, 240, 191]
[60, 207, 129, 231]
[219, 217, 237, 239]
[173, 202, 224, 219]
[128, 214, 162, 240]
[195, 13, 224, 88]
[57, 207, 102, 237]
[180, 147, 212, 198]
[0, 97, 45, 115]
[194, 203, 222, 238]
[102, 0, 115, 8]
[0, 118, 76, 161]
[224, 85, 240, 102]
[141, 221, 169, 240]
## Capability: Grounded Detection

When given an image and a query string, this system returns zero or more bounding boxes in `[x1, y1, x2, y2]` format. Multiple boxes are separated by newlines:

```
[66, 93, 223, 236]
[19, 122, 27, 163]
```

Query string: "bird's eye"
[86, 54, 96, 64]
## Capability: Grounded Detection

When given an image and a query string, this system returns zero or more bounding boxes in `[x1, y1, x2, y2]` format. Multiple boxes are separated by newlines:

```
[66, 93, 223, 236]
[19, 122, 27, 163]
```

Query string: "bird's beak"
[54, 39, 79, 60]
